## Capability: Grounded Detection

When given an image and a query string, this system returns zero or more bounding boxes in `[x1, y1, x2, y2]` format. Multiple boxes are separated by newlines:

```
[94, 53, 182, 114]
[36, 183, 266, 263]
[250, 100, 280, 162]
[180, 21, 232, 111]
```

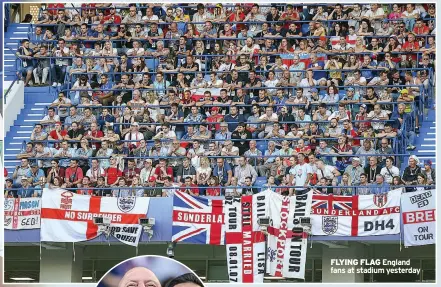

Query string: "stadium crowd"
[7, 3, 436, 198]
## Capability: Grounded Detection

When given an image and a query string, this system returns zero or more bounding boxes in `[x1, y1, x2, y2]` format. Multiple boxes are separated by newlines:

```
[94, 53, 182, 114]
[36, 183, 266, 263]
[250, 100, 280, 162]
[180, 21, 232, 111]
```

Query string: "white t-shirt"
[290, 163, 312, 189]
[196, 167, 212, 183]
[164, 184, 180, 197]
[367, 110, 388, 130]
[317, 165, 336, 181]
[380, 166, 400, 184]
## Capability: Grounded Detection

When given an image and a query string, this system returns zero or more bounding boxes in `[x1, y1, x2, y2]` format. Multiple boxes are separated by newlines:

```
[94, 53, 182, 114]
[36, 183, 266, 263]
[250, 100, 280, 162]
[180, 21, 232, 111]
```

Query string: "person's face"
[376, 176, 384, 184]
[408, 34, 415, 42]
[193, 141, 199, 149]
[70, 160, 77, 168]
[265, 108, 272, 116]
[360, 174, 367, 183]
[191, 107, 198, 115]
[245, 178, 251, 186]
[82, 177, 90, 185]
[409, 158, 416, 167]
[239, 157, 246, 166]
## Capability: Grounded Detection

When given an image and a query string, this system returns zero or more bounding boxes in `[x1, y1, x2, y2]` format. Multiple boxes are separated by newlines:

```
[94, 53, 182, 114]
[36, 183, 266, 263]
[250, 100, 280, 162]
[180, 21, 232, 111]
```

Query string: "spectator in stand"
[402, 155, 422, 192]
[180, 176, 200, 196]
[6, 3, 435, 197]
[423, 160, 435, 185]
[64, 159, 84, 189]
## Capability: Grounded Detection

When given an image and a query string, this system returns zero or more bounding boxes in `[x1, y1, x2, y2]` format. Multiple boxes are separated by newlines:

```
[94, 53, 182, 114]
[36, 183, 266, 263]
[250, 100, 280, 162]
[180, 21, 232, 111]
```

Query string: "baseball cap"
[347, 87, 355, 91]
[220, 122, 228, 127]
[311, 88, 318, 93]
[360, 104, 367, 109]
[352, 157, 360, 162]
[6, 178, 13, 183]
[424, 160, 432, 166]
[400, 89, 409, 94]
[149, 176, 156, 182]
[211, 107, 219, 112]
[131, 122, 139, 126]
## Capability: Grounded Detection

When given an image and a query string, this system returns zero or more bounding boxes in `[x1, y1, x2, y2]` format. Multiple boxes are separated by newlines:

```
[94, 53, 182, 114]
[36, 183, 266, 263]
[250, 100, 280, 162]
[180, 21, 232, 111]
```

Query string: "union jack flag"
[312, 193, 356, 211]
[311, 190, 359, 236]
[172, 191, 225, 245]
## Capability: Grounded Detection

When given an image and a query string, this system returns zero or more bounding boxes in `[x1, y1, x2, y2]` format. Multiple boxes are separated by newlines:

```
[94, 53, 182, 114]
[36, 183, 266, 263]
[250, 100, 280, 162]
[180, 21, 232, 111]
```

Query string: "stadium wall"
[4, 81, 24, 134]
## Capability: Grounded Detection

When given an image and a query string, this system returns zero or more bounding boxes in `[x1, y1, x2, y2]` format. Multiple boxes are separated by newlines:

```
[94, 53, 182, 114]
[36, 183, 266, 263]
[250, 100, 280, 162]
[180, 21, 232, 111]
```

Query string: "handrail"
[5, 185, 435, 191]
[4, 78, 18, 102]
[7, 153, 408, 162]
[31, 18, 437, 26]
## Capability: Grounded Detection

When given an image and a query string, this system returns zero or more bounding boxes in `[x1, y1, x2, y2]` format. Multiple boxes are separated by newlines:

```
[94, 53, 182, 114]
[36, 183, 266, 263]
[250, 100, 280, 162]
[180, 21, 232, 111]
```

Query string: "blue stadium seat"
[257, 142, 267, 154]
[146, 59, 159, 71]
[255, 177, 268, 187]
[301, 24, 310, 35]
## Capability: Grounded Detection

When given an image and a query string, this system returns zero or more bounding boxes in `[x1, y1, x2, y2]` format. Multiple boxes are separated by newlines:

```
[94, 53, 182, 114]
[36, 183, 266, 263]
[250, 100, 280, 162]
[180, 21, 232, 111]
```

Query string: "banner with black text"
[266, 190, 312, 279]
[224, 190, 270, 283]
[4, 198, 41, 230]
[311, 188, 401, 236]
[401, 189, 435, 247]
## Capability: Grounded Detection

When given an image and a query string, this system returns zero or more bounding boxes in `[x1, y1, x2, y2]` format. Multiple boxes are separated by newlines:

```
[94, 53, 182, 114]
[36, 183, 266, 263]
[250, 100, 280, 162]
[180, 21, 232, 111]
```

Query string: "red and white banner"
[266, 190, 312, 279]
[41, 188, 149, 246]
[401, 189, 435, 247]
[4, 198, 41, 230]
[311, 188, 401, 236]
[224, 190, 270, 283]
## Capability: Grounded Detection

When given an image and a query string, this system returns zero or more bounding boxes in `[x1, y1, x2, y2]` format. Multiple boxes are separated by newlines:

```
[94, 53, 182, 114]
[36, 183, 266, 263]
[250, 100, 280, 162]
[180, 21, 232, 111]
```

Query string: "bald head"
[118, 267, 161, 287]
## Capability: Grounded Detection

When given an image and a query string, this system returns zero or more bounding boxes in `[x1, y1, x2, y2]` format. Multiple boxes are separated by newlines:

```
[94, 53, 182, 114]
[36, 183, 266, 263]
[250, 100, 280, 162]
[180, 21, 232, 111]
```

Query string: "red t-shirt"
[413, 26, 429, 35]
[49, 129, 68, 140]
[102, 14, 122, 26]
[402, 41, 420, 61]
[295, 146, 312, 162]
[229, 12, 246, 32]
[48, 4, 65, 16]
[281, 11, 300, 29]
[65, 167, 84, 184]
[106, 167, 123, 185]
[180, 184, 200, 196]
[206, 114, 224, 131]
[84, 130, 104, 149]
[206, 187, 220, 196]
[77, 189, 93, 195]
[154, 166, 174, 181]
[123, 168, 141, 182]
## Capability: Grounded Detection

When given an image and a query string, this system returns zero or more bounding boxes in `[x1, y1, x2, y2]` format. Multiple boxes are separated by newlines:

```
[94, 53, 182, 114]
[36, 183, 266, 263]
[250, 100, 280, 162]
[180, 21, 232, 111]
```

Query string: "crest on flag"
[60, 191, 74, 209]
[373, 194, 388, 208]
[267, 247, 276, 262]
[322, 216, 338, 235]
[117, 197, 136, 213]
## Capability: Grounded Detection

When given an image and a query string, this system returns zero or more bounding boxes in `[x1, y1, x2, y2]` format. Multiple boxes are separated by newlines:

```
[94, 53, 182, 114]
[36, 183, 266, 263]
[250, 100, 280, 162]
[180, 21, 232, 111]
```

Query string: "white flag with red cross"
[224, 190, 271, 283]
[41, 188, 149, 246]
[266, 191, 312, 279]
